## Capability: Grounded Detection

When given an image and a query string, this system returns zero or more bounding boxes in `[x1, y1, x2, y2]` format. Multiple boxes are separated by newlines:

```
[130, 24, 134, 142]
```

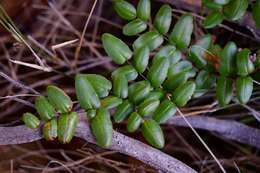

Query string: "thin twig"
[0, 71, 40, 94]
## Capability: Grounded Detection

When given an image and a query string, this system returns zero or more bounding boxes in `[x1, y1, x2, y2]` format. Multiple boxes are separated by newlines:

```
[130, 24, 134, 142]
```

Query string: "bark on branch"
[0, 117, 197, 173]
[1, 115, 260, 172]
[169, 116, 260, 148]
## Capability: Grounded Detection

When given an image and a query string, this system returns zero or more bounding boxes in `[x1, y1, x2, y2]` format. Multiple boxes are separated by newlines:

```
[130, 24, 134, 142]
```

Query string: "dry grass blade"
[74, 0, 98, 66]
[0, 5, 51, 71]
[177, 109, 227, 173]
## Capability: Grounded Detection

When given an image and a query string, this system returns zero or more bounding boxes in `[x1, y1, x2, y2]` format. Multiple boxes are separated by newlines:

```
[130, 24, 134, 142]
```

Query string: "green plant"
[22, 0, 259, 149]
[202, 0, 260, 28]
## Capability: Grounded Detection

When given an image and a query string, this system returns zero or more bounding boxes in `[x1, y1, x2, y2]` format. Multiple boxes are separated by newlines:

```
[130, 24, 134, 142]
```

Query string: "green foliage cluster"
[202, 0, 260, 28]
[23, 86, 78, 143]
[23, 0, 260, 149]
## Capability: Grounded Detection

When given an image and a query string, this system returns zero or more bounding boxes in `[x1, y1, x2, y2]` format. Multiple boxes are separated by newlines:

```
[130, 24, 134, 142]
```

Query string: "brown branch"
[77, 120, 197, 173]
[168, 116, 260, 148]
[0, 117, 197, 173]
[1, 115, 260, 172]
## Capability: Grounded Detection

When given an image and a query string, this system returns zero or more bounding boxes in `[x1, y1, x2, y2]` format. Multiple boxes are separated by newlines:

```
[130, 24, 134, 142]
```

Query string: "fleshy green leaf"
[35, 96, 55, 121]
[219, 41, 237, 76]
[188, 34, 212, 69]
[123, 19, 147, 36]
[170, 14, 193, 49]
[112, 74, 128, 99]
[203, 11, 224, 29]
[127, 112, 142, 133]
[133, 46, 150, 73]
[47, 85, 72, 113]
[114, 100, 134, 123]
[141, 119, 165, 148]
[43, 118, 57, 141]
[202, 0, 223, 10]
[172, 81, 196, 107]
[216, 76, 233, 106]
[137, 0, 151, 21]
[22, 112, 40, 129]
[153, 99, 177, 124]
[101, 96, 123, 109]
[113, 0, 136, 20]
[84, 74, 112, 98]
[236, 49, 255, 76]
[236, 76, 253, 104]
[128, 81, 152, 104]
[91, 108, 113, 148]
[138, 99, 160, 117]
[58, 112, 78, 144]
[87, 109, 96, 119]
[154, 45, 182, 66]
[168, 60, 193, 77]
[102, 33, 133, 64]
[214, 0, 230, 5]
[223, 0, 248, 21]
[164, 70, 193, 90]
[154, 4, 172, 34]
[148, 56, 170, 88]
[112, 65, 138, 81]
[133, 31, 164, 51]
[75, 74, 100, 110]
[253, 0, 260, 28]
